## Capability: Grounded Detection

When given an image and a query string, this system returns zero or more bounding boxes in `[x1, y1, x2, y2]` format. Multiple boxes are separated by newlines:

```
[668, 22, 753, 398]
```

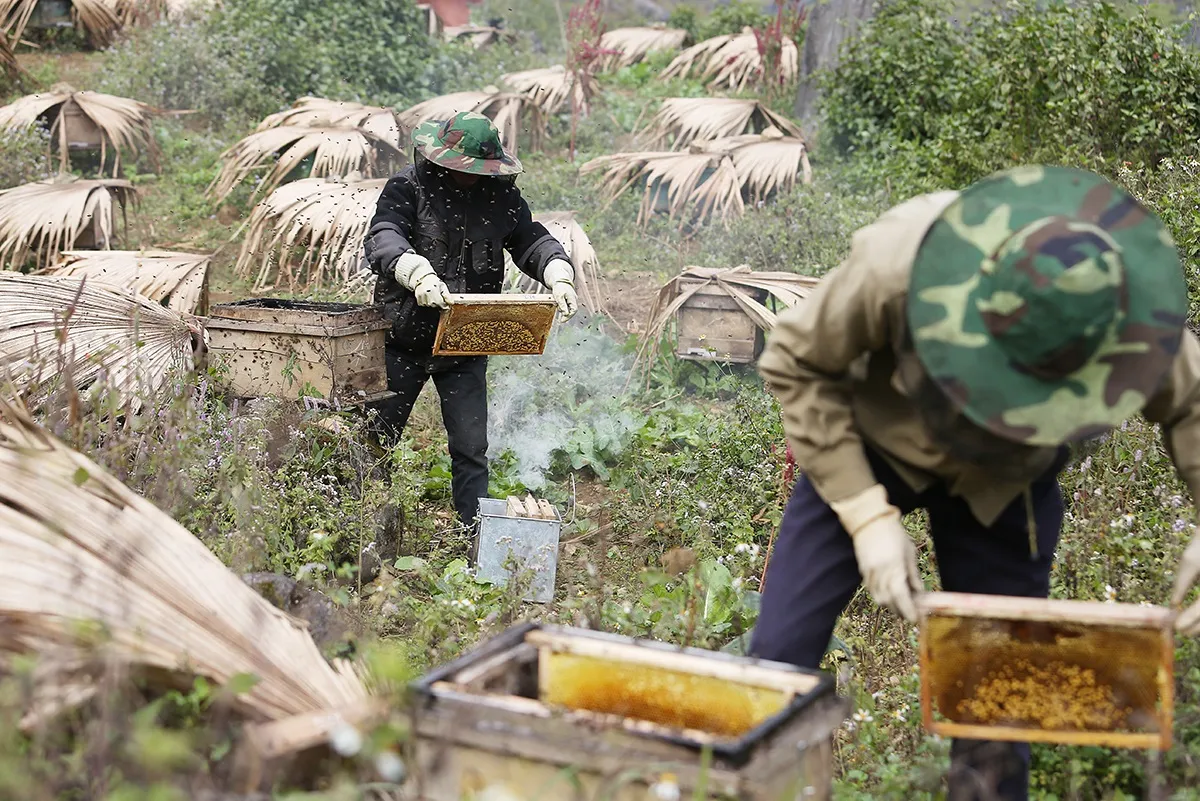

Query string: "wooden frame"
[918, 592, 1175, 750]
[408, 623, 848, 801]
[432, 293, 557, 357]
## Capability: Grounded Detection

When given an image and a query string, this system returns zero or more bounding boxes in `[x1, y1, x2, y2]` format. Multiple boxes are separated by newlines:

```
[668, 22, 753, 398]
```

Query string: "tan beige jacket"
[759, 191, 1200, 526]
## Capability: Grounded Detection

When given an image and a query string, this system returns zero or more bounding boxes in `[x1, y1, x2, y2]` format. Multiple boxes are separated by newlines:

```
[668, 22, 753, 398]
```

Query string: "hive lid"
[918, 592, 1175, 749]
[432, 293, 557, 356]
[206, 299, 390, 334]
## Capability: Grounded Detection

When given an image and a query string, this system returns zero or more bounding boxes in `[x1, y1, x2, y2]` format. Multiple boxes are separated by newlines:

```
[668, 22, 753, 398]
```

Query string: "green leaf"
[224, 672, 260, 696]
[72, 467, 89, 486]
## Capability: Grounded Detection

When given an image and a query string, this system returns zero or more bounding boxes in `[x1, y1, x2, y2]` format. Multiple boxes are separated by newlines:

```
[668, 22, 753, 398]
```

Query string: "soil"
[596, 269, 663, 336]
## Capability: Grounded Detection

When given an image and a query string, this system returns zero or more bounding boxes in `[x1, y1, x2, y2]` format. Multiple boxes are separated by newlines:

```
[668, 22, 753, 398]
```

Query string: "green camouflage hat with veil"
[411, 111, 522, 176]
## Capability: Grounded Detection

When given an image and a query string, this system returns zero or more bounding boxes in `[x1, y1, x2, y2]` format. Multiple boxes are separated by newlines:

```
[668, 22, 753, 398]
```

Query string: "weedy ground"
[3, 1, 1200, 799]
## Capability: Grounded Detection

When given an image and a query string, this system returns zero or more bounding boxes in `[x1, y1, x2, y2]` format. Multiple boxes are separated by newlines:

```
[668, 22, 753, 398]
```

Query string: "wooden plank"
[917, 591, 1175, 628]
[506, 496, 525, 518]
[208, 300, 385, 329]
[536, 499, 557, 521]
[524, 630, 821, 695]
[204, 316, 390, 338]
[523, 494, 540, 518]
[928, 720, 1169, 750]
[449, 642, 538, 691]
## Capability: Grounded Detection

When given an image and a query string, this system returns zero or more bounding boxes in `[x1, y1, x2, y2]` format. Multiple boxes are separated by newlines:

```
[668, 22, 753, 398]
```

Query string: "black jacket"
[363, 159, 569, 355]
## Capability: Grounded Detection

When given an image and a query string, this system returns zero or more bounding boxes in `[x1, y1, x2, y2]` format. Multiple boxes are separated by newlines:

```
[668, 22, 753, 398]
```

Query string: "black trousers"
[750, 446, 1067, 801]
[370, 346, 489, 525]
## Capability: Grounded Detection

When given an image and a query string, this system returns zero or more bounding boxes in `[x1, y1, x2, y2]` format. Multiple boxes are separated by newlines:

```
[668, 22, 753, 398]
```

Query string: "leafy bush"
[821, 0, 1200, 188]
[100, 18, 284, 128]
[669, 0, 772, 42]
[0, 122, 52, 189]
[102, 0, 465, 128]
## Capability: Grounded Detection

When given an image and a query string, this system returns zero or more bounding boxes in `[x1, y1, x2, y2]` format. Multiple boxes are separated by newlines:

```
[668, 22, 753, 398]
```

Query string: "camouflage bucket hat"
[908, 165, 1187, 446]
[412, 111, 522, 176]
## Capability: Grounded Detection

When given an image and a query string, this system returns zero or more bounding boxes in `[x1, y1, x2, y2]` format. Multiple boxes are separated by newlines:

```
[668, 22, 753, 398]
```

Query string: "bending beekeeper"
[363, 112, 577, 526]
[750, 165, 1200, 801]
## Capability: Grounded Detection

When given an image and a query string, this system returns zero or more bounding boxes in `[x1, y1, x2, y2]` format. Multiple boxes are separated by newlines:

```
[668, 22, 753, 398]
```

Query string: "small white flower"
[329, 721, 363, 757]
[1104, 585, 1116, 603]
[650, 774, 681, 801]
[374, 750, 406, 782]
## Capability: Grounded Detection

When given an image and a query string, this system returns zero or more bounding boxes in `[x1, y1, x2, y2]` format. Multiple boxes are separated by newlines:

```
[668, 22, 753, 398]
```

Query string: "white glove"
[1172, 535, 1200, 635]
[393, 251, 450, 309]
[830, 484, 922, 623]
[543, 258, 578, 319]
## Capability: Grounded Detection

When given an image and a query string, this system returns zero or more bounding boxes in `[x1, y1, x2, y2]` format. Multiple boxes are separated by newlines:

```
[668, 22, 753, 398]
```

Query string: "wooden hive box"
[919, 592, 1175, 750]
[675, 276, 768, 364]
[204, 299, 392, 404]
[59, 99, 105, 151]
[408, 623, 848, 801]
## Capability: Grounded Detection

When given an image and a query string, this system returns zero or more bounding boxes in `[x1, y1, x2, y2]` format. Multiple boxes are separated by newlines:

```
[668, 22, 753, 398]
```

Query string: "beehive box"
[432, 293, 557, 356]
[474, 497, 561, 604]
[676, 278, 768, 364]
[60, 100, 105, 150]
[204, 299, 392, 403]
[919, 592, 1175, 749]
[408, 623, 848, 801]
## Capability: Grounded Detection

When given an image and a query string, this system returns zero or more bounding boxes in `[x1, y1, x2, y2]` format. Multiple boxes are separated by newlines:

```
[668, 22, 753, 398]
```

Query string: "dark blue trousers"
[750, 446, 1067, 801]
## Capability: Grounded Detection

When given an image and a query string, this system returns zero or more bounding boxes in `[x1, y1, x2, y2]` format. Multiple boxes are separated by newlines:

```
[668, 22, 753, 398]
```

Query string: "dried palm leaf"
[501, 65, 596, 116]
[0, 30, 17, 79]
[660, 28, 797, 91]
[642, 97, 803, 149]
[0, 178, 137, 271]
[208, 126, 402, 206]
[0, 398, 369, 729]
[596, 26, 687, 71]
[257, 97, 403, 149]
[1, 0, 124, 48]
[581, 148, 743, 229]
[633, 265, 820, 380]
[398, 89, 542, 156]
[0, 273, 196, 413]
[236, 177, 386, 292]
[46, 250, 211, 315]
[443, 24, 511, 49]
[581, 130, 811, 229]
[503, 211, 604, 315]
[0, 83, 157, 175]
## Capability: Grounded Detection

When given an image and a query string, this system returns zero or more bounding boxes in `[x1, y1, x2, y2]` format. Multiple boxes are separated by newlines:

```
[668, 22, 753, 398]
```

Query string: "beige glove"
[1172, 536, 1200, 635]
[393, 251, 450, 309]
[830, 484, 922, 623]
[543, 258, 578, 319]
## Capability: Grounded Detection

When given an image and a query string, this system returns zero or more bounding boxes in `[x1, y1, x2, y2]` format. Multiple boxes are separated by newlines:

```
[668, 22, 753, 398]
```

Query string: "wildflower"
[1104, 584, 1116, 603]
[853, 709, 874, 724]
[329, 721, 363, 757]
[650, 775, 681, 801]
[1134, 449, 1144, 462]
[374, 750, 406, 783]
[1171, 495, 1183, 508]
[1174, 518, 1188, 533]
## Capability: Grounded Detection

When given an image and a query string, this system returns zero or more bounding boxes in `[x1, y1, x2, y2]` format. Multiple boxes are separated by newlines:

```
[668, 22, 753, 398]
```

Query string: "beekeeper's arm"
[364, 174, 449, 309]
[759, 191, 958, 622]
[504, 195, 577, 319]
[1140, 330, 1200, 635]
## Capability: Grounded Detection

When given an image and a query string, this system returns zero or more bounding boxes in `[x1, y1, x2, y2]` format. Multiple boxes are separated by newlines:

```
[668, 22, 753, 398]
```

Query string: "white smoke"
[486, 316, 633, 489]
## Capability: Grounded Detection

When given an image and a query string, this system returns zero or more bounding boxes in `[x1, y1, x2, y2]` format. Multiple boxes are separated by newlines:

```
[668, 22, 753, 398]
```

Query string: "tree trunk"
[793, 0, 878, 129]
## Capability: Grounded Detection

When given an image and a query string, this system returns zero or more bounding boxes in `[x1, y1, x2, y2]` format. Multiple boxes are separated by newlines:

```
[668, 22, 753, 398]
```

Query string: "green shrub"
[101, 0, 467, 128]
[0, 122, 52, 189]
[99, 18, 282, 129]
[821, 0, 1200, 188]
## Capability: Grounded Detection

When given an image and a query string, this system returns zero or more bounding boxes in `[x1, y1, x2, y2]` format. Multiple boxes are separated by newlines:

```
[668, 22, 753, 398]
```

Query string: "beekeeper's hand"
[394, 251, 450, 309]
[1172, 535, 1200, 635]
[830, 484, 922, 623]
[543, 258, 578, 319]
